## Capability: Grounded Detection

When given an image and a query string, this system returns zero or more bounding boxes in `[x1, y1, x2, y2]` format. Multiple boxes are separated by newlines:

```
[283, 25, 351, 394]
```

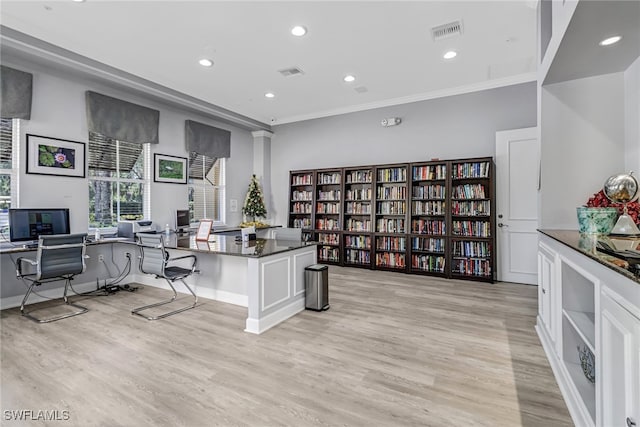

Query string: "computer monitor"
[176, 209, 190, 233]
[8, 208, 71, 243]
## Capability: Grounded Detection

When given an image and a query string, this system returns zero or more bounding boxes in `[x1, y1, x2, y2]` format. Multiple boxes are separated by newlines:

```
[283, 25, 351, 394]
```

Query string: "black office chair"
[133, 233, 198, 320]
[16, 233, 89, 323]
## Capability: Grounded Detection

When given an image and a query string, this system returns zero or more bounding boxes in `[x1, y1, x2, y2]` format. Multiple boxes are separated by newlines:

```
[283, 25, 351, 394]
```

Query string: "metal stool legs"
[131, 278, 197, 320]
[20, 277, 89, 323]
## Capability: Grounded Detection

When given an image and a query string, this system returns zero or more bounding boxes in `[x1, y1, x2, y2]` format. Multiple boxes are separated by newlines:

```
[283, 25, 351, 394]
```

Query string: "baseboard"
[130, 274, 247, 307]
[535, 321, 594, 427]
[245, 298, 305, 334]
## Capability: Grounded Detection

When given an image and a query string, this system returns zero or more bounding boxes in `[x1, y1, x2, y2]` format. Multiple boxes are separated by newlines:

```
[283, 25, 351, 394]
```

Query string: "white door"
[495, 127, 539, 284]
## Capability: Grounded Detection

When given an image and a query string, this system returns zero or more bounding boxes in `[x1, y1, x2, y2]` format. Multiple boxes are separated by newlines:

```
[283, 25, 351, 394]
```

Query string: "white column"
[251, 130, 273, 222]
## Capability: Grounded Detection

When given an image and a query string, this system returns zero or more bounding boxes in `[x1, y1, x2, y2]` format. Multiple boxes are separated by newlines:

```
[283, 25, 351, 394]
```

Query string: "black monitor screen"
[176, 209, 190, 229]
[8, 208, 71, 242]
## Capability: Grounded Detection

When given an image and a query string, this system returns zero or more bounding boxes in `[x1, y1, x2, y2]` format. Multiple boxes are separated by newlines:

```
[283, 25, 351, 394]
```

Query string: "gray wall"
[2, 54, 254, 232]
[625, 57, 640, 174]
[270, 82, 537, 227]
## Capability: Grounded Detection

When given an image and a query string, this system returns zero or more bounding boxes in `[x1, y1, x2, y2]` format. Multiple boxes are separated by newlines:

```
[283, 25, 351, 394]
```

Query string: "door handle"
[628, 417, 636, 427]
[498, 223, 509, 228]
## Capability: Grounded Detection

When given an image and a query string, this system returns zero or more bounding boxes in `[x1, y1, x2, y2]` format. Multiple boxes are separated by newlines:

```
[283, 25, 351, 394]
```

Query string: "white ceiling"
[0, 1, 538, 126]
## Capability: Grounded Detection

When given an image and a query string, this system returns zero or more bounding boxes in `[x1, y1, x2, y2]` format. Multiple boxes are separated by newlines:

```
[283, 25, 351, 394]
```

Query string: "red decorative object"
[585, 190, 640, 224]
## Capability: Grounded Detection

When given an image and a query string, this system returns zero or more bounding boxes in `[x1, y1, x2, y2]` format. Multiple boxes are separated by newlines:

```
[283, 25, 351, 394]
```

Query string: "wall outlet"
[98, 254, 104, 262]
[230, 199, 238, 212]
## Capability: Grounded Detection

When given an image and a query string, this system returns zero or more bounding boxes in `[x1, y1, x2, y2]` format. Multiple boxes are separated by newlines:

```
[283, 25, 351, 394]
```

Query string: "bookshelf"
[374, 165, 408, 272]
[287, 157, 495, 282]
[409, 161, 448, 277]
[288, 170, 314, 242]
[343, 167, 374, 268]
[315, 169, 343, 264]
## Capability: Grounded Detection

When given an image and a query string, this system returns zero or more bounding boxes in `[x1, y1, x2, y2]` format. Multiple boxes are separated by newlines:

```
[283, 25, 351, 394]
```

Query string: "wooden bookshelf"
[287, 157, 495, 282]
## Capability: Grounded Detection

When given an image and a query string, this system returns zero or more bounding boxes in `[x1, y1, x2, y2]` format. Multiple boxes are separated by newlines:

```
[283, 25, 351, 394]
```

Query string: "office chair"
[16, 233, 89, 323]
[272, 227, 302, 241]
[133, 233, 198, 320]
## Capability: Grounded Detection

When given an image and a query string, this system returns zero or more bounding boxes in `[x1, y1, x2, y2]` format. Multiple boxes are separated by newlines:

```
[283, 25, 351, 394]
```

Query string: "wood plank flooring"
[0, 267, 572, 426]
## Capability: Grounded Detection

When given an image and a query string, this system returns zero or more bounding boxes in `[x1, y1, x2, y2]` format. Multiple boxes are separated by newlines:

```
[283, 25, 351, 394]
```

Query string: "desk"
[1, 235, 317, 334]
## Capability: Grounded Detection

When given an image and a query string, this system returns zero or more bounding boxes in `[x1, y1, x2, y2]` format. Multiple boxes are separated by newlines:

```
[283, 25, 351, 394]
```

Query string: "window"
[188, 154, 225, 224]
[88, 132, 150, 228]
[0, 118, 18, 231]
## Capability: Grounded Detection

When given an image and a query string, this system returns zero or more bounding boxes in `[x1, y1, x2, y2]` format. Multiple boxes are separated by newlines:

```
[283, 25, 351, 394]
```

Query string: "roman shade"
[185, 120, 231, 159]
[1, 66, 33, 120]
[86, 91, 159, 144]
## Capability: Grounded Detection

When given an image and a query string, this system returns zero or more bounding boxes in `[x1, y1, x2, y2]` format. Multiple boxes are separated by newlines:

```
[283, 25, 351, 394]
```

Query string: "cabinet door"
[538, 244, 556, 340]
[600, 291, 640, 427]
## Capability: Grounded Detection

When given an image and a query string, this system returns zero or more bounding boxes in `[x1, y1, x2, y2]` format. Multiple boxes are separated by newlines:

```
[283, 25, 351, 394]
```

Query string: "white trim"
[245, 297, 305, 334]
[260, 257, 291, 311]
[251, 130, 274, 139]
[275, 72, 537, 124]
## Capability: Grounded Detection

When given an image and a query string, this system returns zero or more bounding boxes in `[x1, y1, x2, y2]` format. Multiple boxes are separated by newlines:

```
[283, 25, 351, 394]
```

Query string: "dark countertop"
[159, 234, 315, 258]
[538, 229, 640, 285]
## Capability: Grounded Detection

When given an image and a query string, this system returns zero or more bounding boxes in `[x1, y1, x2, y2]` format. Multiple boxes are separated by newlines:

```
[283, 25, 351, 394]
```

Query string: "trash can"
[305, 264, 329, 311]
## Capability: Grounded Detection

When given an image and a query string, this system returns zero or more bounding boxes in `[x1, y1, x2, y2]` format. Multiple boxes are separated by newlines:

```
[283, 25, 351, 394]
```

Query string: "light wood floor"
[1, 267, 572, 426]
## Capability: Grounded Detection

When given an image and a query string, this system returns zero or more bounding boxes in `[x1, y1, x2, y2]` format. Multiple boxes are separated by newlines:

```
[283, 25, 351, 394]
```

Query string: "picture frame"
[154, 153, 187, 184]
[196, 219, 213, 241]
[26, 134, 86, 178]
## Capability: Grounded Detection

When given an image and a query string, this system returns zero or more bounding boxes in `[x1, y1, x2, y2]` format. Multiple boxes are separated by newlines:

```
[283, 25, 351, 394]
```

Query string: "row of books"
[316, 202, 340, 214]
[412, 255, 446, 273]
[376, 186, 407, 200]
[452, 184, 486, 199]
[345, 188, 372, 201]
[376, 236, 406, 251]
[317, 173, 341, 184]
[377, 168, 407, 183]
[292, 218, 311, 228]
[345, 202, 372, 214]
[376, 201, 406, 215]
[316, 218, 340, 230]
[317, 232, 340, 245]
[451, 259, 492, 277]
[291, 174, 313, 186]
[452, 162, 490, 179]
[291, 202, 312, 214]
[412, 201, 446, 216]
[412, 184, 445, 200]
[345, 235, 371, 249]
[317, 190, 341, 201]
[345, 249, 371, 264]
[411, 219, 446, 235]
[292, 190, 313, 201]
[345, 170, 372, 184]
[412, 165, 447, 181]
[318, 247, 340, 262]
[451, 200, 490, 216]
[451, 220, 491, 237]
[346, 218, 372, 231]
[376, 219, 405, 233]
[376, 253, 406, 268]
[412, 237, 445, 253]
[452, 240, 491, 257]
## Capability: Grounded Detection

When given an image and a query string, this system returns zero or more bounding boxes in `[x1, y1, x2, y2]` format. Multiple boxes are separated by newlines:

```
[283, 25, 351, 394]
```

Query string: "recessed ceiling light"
[599, 36, 622, 46]
[343, 75, 356, 83]
[291, 26, 307, 37]
[443, 50, 457, 60]
[72, 0, 85, 2]
[198, 58, 214, 67]
[265, 92, 275, 99]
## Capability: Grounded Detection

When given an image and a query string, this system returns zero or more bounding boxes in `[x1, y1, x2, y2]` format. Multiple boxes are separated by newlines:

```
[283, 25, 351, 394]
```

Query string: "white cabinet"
[600, 290, 640, 427]
[538, 242, 556, 342]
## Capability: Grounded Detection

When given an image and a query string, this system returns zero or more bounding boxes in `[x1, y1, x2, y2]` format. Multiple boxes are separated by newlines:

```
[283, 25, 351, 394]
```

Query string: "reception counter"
[0, 235, 318, 334]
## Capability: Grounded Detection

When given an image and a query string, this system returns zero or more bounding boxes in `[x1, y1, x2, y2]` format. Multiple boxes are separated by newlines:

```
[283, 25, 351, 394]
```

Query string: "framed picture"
[196, 219, 213, 241]
[26, 134, 86, 178]
[154, 153, 187, 184]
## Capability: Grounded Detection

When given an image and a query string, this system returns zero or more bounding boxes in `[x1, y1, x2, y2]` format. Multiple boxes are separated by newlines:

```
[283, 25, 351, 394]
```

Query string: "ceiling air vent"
[354, 86, 368, 94]
[431, 20, 463, 41]
[278, 67, 304, 77]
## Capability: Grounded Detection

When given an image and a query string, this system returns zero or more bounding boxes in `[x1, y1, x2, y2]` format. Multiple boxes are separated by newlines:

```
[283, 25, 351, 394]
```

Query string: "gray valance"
[185, 120, 231, 158]
[86, 91, 159, 144]
[1, 66, 33, 120]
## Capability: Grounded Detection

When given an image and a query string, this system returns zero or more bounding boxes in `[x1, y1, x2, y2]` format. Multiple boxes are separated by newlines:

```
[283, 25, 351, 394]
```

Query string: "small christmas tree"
[242, 174, 267, 222]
